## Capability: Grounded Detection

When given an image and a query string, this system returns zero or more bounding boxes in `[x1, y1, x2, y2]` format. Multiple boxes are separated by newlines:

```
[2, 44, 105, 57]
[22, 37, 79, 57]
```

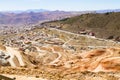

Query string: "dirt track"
[0, 27, 120, 80]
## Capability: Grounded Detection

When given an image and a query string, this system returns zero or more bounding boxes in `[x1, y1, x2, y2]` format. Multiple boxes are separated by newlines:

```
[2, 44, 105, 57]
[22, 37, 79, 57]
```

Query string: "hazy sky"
[0, 0, 120, 11]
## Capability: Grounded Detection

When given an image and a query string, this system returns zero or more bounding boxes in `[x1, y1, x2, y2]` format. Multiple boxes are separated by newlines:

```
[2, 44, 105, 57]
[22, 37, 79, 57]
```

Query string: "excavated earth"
[0, 27, 120, 80]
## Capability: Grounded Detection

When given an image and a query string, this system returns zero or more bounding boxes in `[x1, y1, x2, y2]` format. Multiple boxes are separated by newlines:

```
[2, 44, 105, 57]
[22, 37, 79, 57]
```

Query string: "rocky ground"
[0, 26, 120, 80]
[1, 74, 46, 80]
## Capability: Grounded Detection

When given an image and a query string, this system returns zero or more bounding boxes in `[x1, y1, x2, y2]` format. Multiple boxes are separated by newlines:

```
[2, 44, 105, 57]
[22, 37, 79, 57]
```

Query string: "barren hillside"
[43, 12, 120, 41]
[0, 11, 84, 25]
[0, 26, 120, 80]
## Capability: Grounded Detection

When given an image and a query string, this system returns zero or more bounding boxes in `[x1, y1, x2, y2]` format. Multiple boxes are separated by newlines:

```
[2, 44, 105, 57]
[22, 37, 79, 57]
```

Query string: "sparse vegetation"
[44, 12, 120, 40]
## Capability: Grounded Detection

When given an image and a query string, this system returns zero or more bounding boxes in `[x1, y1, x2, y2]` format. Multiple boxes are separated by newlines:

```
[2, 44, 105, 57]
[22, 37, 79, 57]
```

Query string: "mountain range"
[95, 9, 120, 13]
[0, 9, 120, 25]
[0, 10, 86, 25]
[1, 9, 49, 13]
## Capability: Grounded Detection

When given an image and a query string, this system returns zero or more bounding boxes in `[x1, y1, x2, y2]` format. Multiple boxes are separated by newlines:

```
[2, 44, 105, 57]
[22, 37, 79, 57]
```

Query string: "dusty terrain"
[0, 26, 120, 80]
[1, 74, 46, 80]
[43, 12, 120, 41]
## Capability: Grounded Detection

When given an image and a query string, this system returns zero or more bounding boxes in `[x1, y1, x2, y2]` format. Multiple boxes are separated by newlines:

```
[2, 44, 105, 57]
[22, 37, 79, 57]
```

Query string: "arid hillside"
[43, 12, 120, 41]
[0, 11, 87, 25]
[0, 26, 120, 80]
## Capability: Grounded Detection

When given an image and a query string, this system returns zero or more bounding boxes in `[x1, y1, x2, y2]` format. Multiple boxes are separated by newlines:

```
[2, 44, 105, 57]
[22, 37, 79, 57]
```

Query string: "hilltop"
[43, 12, 120, 40]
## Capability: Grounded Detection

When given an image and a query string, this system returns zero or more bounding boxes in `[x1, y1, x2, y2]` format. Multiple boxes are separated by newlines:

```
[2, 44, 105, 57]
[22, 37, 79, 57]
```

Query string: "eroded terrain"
[0, 26, 120, 80]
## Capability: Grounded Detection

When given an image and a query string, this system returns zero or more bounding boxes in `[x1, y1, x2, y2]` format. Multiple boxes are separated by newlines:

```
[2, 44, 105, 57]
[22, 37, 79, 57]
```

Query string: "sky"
[0, 0, 120, 11]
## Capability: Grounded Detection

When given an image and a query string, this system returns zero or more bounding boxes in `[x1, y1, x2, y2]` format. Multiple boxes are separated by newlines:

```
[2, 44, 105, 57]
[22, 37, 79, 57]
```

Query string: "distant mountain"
[1, 9, 120, 25]
[0, 9, 49, 13]
[25, 9, 49, 13]
[96, 9, 120, 13]
[0, 11, 84, 25]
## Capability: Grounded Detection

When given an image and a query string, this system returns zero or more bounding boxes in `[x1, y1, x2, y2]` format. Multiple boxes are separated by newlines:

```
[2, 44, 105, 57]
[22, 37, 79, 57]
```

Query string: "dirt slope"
[0, 27, 120, 80]
[43, 12, 120, 40]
